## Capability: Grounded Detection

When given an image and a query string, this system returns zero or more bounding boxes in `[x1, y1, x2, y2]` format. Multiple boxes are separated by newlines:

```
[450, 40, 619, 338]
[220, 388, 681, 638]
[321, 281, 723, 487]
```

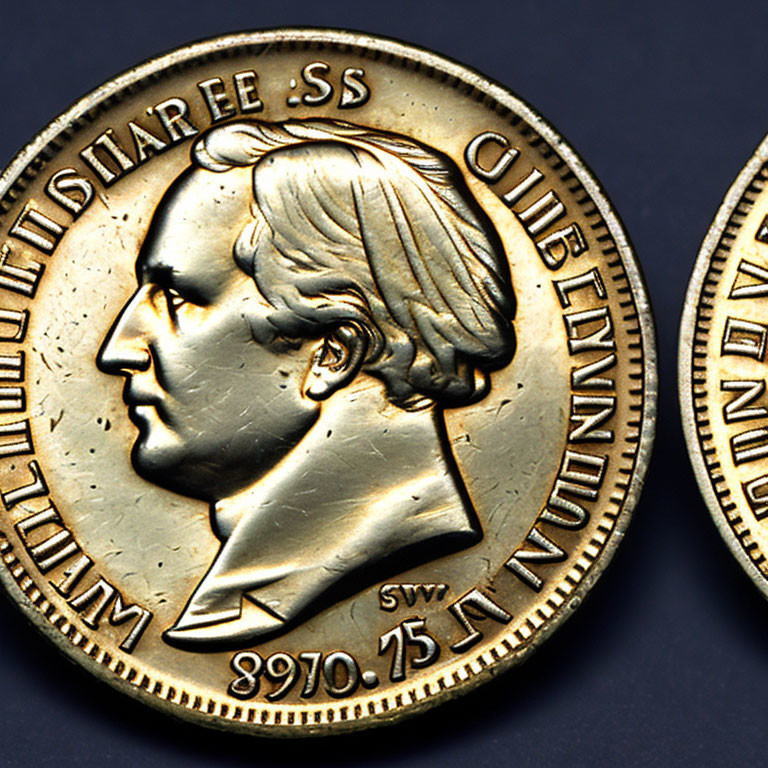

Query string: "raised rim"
[678, 133, 768, 595]
[0, 26, 658, 735]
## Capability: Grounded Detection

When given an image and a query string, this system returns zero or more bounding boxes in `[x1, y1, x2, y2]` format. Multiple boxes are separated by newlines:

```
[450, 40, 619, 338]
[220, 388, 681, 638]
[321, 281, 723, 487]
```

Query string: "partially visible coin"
[0, 28, 655, 734]
[681, 135, 768, 595]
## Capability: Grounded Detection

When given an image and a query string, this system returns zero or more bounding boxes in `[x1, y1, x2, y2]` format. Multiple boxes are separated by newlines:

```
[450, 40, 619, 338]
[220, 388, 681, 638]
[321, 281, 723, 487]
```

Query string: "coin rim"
[679, 133, 768, 596]
[0, 27, 657, 735]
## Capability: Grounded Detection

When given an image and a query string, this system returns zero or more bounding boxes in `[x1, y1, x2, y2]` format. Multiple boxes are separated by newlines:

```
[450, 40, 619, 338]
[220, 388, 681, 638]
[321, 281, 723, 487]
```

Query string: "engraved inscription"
[447, 588, 512, 652]
[465, 131, 589, 269]
[286, 63, 370, 109]
[378, 583, 449, 612]
[704, 215, 768, 528]
[14, 503, 152, 652]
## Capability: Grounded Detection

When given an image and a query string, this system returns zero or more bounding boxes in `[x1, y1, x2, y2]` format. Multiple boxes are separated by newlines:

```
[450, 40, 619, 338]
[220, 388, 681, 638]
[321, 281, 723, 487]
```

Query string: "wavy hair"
[192, 119, 515, 409]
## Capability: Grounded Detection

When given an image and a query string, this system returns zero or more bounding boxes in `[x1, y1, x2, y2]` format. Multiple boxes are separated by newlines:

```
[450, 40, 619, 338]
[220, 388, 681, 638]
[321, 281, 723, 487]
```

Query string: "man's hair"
[192, 119, 515, 410]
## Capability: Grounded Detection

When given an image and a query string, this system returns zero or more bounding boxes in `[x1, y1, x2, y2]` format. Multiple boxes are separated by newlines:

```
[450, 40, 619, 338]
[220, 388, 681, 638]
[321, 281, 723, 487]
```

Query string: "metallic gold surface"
[0, 29, 655, 734]
[681, 136, 768, 596]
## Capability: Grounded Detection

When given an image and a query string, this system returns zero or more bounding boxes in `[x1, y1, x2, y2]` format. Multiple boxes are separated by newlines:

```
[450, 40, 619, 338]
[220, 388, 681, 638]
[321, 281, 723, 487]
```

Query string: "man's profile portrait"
[97, 119, 516, 650]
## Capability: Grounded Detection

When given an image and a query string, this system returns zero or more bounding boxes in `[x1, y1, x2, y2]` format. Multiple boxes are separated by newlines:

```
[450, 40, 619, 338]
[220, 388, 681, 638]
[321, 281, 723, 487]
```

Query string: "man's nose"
[97, 286, 153, 374]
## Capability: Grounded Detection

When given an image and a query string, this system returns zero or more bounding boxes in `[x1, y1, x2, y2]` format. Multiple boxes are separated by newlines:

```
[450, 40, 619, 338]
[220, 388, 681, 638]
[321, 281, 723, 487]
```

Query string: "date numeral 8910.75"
[228, 650, 361, 701]
[378, 618, 440, 682]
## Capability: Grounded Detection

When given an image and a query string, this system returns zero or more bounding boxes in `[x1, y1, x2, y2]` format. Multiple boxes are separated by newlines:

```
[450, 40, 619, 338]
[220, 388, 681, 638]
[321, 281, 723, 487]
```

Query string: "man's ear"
[303, 324, 368, 401]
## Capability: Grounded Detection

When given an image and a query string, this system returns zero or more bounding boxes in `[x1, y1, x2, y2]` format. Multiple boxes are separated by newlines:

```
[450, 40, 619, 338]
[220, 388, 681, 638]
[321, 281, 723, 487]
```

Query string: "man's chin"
[130, 440, 206, 500]
[129, 439, 251, 503]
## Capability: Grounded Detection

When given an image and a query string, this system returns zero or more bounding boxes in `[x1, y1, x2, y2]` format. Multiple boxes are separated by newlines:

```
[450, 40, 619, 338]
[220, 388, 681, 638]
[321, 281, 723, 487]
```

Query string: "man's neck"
[212, 378, 479, 557]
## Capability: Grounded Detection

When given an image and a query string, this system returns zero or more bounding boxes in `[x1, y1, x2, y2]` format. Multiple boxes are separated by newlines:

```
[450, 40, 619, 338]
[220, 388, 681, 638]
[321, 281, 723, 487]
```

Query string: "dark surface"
[0, 1, 764, 765]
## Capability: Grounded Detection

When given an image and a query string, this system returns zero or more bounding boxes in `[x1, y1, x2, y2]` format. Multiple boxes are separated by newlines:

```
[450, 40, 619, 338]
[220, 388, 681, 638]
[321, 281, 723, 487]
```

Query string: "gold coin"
[0, 28, 656, 734]
[681, 135, 768, 594]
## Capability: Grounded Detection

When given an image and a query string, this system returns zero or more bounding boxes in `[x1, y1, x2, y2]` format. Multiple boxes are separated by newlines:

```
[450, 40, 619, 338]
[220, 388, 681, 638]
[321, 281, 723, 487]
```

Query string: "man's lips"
[126, 397, 159, 407]
[123, 380, 163, 407]
[126, 400, 172, 428]
[122, 381, 171, 423]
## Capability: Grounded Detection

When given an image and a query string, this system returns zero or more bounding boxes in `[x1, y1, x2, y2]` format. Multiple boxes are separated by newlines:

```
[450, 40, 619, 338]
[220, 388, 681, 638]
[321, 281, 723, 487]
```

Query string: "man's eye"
[165, 288, 187, 311]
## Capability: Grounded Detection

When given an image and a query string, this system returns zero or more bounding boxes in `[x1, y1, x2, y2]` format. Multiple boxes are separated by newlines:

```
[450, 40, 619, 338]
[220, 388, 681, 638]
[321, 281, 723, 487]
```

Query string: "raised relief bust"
[97, 119, 516, 650]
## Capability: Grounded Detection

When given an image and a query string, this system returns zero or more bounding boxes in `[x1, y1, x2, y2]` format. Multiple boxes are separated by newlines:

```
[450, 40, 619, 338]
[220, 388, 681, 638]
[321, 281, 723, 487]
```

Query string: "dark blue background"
[0, 2, 765, 765]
